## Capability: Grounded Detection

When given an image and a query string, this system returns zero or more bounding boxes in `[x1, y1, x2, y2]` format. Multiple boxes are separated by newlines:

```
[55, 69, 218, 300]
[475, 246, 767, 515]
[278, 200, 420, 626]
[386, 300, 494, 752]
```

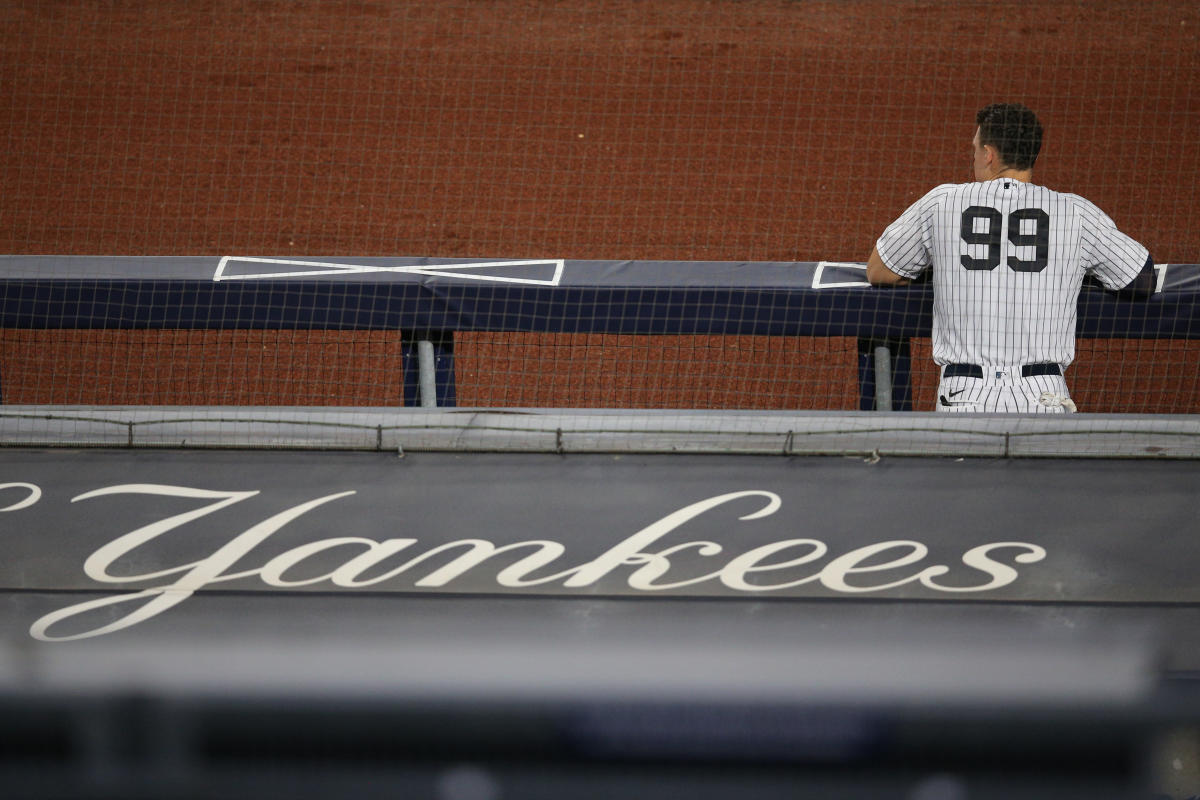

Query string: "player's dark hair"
[976, 103, 1043, 170]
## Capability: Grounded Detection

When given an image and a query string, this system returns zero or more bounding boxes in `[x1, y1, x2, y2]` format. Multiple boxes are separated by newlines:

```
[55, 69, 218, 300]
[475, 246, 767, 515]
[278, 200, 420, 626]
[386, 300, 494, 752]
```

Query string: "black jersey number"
[959, 206, 1049, 273]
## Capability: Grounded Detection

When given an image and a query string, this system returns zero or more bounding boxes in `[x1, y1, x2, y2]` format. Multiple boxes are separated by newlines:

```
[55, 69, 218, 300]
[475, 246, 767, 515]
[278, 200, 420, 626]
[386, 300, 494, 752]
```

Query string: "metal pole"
[417, 340, 438, 408]
[874, 344, 892, 412]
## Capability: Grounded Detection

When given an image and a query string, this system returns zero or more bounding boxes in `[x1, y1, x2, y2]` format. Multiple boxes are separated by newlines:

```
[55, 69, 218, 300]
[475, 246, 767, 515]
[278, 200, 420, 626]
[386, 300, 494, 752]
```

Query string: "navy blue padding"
[2, 257, 1195, 409]
[0, 279, 1194, 340]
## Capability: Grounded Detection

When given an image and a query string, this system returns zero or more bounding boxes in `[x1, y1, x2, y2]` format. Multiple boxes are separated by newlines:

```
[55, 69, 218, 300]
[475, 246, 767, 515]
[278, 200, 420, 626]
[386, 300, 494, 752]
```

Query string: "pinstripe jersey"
[876, 178, 1149, 368]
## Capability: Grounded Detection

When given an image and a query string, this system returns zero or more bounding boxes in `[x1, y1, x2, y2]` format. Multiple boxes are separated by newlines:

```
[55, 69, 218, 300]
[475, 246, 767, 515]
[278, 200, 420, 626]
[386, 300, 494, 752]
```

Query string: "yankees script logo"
[2, 484, 1047, 642]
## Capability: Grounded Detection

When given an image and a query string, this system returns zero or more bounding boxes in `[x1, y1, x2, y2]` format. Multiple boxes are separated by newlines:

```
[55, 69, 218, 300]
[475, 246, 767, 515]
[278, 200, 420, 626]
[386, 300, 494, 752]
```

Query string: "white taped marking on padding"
[214, 256, 565, 286]
[813, 261, 870, 289]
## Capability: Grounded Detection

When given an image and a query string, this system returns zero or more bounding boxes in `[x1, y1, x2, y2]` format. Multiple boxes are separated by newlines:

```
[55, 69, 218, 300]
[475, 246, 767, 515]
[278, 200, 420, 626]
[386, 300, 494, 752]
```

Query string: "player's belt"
[943, 363, 1062, 379]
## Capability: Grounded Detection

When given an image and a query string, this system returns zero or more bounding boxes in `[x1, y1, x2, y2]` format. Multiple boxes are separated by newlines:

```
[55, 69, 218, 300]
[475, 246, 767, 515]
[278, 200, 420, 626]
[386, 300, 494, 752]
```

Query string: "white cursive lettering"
[27, 485, 1047, 641]
[34, 484, 356, 642]
[0, 482, 41, 512]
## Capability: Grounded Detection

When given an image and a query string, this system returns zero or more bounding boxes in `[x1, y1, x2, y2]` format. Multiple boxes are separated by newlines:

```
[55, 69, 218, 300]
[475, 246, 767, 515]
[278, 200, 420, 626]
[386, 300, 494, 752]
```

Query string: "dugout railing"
[1, 255, 1199, 457]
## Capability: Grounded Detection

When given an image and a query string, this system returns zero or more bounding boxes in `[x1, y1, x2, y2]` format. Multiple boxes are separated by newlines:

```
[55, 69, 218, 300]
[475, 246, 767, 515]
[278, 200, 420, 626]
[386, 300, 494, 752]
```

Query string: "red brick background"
[2, 1, 1197, 410]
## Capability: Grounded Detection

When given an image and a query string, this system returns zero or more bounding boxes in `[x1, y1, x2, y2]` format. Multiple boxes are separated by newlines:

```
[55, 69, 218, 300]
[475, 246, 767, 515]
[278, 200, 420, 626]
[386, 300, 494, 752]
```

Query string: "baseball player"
[866, 103, 1156, 413]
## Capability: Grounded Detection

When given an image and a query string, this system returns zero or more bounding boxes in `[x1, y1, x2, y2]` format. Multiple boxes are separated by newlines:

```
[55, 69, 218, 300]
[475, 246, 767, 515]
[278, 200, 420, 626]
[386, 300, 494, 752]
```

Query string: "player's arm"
[866, 246, 911, 286]
[869, 189, 938, 286]
[1115, 255, 1157, 299]
[1079, 201, 1156, 298]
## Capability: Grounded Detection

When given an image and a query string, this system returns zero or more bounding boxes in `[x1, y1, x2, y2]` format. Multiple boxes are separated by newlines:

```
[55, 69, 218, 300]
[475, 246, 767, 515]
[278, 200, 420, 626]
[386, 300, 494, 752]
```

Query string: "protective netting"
[1, 1, 1198, 449]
